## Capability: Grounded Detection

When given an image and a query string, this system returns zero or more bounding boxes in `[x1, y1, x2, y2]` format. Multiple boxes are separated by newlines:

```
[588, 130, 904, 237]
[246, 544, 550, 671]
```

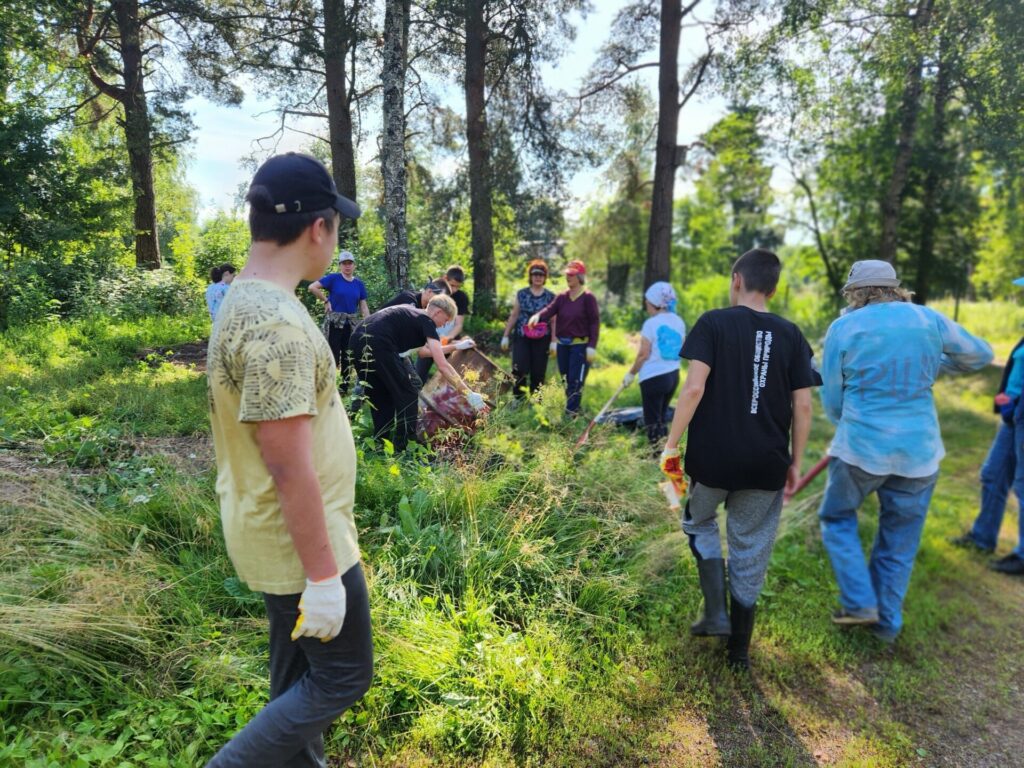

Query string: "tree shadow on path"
[704, 668, 819, 767]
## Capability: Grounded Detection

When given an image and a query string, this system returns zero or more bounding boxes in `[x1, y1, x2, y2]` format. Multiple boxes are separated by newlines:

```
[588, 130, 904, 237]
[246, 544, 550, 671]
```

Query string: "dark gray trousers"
[206, 564, 374, 768]
[682, 483, 784, 606]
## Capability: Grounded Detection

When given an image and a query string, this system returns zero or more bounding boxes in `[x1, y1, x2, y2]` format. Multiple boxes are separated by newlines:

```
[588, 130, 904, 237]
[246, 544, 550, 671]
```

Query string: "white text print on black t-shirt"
[750, 330, 773, 414]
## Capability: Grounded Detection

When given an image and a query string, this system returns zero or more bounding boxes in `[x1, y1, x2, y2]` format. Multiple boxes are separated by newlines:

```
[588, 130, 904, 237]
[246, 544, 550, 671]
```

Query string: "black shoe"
[949, 533, 995, 554]
[989, 554, 1024, 575]
[690, 558, 731, 637]
[726, 593, 756, 672]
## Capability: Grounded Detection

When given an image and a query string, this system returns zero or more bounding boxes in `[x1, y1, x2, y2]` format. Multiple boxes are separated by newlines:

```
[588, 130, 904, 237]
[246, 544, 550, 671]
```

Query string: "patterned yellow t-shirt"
[207, 279, 359, 594]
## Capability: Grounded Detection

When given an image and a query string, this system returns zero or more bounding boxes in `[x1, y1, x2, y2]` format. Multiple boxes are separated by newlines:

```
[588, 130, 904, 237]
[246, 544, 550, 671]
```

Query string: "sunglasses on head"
[530, 270, 547, 276]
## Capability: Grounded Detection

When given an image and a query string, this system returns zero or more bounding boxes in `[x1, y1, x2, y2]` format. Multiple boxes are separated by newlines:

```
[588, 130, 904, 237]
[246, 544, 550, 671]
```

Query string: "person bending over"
[349, 294, 485, 450]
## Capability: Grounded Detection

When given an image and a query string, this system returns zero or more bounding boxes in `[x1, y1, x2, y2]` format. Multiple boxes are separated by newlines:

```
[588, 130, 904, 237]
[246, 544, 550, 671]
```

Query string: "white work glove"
[466, 391, 486, 411]
[586, 346, 596, 363]
[500, 336, 510, 352]
[549, 342, 557, 358]
[622, 371, 635, 386]
[527, 313, 541, 327]
[291, 573, 346, 642]
[455, 338, 475, 350]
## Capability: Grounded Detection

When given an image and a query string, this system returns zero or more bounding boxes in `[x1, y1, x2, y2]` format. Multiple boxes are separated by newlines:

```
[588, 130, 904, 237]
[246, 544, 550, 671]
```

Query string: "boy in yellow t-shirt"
[204, 153, 371, 768]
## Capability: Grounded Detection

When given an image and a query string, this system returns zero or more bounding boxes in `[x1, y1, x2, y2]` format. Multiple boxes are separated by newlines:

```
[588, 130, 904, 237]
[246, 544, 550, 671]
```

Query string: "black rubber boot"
[690, 558, 731, 636]
[726, 593, 756, 671]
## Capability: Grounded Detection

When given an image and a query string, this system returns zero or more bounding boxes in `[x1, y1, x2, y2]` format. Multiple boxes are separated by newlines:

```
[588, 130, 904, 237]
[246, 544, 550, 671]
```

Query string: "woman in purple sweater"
[526, 259, 600, 414]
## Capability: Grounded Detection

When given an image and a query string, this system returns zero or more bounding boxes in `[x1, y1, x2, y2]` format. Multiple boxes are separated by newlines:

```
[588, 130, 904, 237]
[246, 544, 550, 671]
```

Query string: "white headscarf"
[644, 281, 677, 311]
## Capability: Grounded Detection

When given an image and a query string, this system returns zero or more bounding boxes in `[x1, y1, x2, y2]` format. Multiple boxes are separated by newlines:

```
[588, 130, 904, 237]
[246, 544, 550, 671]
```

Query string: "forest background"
[3, 0, 1024, 766]
[3, 0, 1023, 330]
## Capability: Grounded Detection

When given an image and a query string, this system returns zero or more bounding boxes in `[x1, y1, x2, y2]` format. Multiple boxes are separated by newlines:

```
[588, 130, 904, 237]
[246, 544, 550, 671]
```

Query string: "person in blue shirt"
[205, 263, 236, 321]
[309, 251, 370, 392]
[818, 260, 993, 643]
[950, 276, 1024, 576]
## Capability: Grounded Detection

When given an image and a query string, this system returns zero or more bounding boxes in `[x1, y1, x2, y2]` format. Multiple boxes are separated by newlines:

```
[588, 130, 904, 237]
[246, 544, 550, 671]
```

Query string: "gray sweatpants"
[682, 483, 784, 607]
[206, 564, 374, 768]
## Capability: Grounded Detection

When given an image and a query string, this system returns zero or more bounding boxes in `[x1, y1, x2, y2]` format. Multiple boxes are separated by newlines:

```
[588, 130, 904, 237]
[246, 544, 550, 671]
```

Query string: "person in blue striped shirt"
[818, 260, 993, 643]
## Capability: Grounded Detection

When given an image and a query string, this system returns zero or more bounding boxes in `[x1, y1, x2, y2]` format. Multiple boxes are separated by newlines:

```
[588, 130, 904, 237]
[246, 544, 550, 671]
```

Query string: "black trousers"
[206, 564, 373, 767]
[511, 335, 550, 398]
[326, 321, 354, 393]
[640, 369, 678, 444]
[350, 334, 420, 450]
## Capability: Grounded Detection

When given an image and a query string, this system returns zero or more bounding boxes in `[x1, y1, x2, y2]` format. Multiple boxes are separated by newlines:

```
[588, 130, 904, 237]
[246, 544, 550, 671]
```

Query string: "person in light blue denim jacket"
[818, 260, 993, 643]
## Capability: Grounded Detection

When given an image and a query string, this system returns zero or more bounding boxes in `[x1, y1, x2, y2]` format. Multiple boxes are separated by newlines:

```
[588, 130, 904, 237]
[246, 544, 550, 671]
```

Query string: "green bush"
[96, 269, 200, 320]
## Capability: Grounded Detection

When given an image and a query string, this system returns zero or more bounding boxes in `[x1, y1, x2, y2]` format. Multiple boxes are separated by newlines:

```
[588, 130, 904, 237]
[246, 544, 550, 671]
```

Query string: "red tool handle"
[785, 454, 831, 502]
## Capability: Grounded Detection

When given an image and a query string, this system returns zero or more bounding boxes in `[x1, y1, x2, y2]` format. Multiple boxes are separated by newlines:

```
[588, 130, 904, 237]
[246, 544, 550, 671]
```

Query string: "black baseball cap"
[423, 280, 450, 295]
[248, 153, 361, 220]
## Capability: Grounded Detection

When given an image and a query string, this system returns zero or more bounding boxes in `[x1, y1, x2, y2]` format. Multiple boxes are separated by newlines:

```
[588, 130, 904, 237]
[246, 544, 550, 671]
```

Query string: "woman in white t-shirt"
[622, 282, 686, 445]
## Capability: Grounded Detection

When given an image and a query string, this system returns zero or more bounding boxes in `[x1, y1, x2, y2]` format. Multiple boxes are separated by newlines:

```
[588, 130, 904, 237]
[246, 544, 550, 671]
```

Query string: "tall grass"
[2, 304, 1020, 766]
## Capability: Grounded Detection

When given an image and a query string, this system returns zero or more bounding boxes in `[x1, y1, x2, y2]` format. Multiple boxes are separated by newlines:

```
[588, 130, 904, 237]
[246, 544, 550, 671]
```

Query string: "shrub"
[96, 268, 200, 320]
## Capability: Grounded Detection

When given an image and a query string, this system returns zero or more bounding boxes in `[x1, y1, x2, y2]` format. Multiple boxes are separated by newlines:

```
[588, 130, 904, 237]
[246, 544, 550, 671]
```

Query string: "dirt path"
[136, 341, 209, 372]
[646, 561, 1024, 767]
[893, 568, 1024, 767]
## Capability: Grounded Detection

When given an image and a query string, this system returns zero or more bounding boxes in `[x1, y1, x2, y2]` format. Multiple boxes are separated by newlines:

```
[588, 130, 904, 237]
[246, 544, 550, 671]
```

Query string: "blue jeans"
[818, 458, 938, 639]
[556, 341, 588, 414]
[972, 421, 1024, 556]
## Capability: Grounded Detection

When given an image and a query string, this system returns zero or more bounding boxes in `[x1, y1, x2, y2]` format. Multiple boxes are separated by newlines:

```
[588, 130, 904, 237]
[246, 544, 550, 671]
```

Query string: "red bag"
[523, 321, 549, 339]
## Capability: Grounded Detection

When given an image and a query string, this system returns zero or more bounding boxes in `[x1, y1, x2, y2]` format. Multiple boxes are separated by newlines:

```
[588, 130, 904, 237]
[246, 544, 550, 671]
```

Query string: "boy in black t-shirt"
[660, 249, 816, 671]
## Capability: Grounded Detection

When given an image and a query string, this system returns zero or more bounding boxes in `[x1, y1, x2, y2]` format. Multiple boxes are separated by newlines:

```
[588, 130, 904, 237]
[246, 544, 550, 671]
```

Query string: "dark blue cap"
[248, 153, 361, 220]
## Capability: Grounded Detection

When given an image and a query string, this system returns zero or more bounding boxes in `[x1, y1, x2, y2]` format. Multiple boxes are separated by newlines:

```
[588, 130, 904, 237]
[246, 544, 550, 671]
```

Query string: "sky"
[183, 3, 725, 220]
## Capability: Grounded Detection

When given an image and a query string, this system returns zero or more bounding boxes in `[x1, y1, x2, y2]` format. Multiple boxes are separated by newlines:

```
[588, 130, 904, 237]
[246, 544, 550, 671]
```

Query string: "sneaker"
[831, 607, 880, 626]
[989, 554, 1024, 575]
[949, 533, 995, 554]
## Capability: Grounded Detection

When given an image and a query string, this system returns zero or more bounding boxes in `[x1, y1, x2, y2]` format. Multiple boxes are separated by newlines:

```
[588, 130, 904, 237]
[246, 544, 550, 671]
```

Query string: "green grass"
[1, 302, 1022, 766]
[930, 298, 1024, 361]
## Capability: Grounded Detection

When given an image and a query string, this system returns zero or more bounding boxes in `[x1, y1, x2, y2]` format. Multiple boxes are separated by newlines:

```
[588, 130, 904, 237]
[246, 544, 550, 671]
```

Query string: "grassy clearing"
[2, 301, 1023, 766]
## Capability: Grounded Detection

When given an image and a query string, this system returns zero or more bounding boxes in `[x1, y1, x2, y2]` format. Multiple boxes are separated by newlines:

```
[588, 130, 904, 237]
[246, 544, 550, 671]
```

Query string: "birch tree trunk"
[464, 0, 496, 317]
[381, 0, 411, 289]
[644, 0, 682, 287]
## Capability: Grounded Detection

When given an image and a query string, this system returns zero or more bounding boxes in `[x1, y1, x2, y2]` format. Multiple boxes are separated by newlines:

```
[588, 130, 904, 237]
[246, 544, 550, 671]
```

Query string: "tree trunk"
[913, 32, 950, 305]
[464, 0, 496, 317]
[381, 0, 411, 289]
[878, 0, 934, 264]
[323, 0, 359, 247]
[113, 0, 160, 269]
[644, 0, 682, 288]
